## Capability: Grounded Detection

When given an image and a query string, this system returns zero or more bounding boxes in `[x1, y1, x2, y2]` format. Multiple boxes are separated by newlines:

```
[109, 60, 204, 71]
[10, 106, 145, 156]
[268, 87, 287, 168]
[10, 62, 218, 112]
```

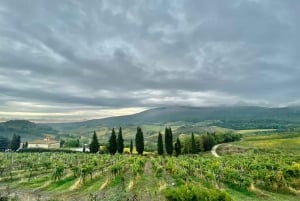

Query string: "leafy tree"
[60, 139, 65, 147]
[202, 133, 216, 151]
[174, 137, 181, 156]
[117, 127, 124, 154]
[157, 132, 164, 155]
[195, 136, 204, 152]
[165, 127, 173, 155]
[182, 137, 192, 154]
[89, 131, 100, 153]
[130, 139, 133, 154]
[135, 127, 144, 155]
[108, 128, 117, 155]
[10, 134, 21, 151]
[64, 139, 80, 148]
[191, 132, 197, 154]
[22, 141, 28, 149]
[0, 136, 9, 151]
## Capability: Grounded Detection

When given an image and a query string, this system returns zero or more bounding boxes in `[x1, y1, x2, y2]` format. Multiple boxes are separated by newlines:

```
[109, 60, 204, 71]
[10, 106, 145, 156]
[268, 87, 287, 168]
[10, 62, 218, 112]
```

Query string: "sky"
[0, 0, 299, 123]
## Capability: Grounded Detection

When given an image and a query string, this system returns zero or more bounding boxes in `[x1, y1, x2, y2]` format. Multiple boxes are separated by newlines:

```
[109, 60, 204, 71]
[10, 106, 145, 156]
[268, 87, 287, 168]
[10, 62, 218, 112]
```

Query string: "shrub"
[165, 184, 232, 201]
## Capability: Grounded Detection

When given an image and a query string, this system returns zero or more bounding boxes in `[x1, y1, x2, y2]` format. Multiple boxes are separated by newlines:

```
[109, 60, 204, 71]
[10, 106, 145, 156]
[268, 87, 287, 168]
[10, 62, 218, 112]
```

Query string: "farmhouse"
[28, 137, 60, 149]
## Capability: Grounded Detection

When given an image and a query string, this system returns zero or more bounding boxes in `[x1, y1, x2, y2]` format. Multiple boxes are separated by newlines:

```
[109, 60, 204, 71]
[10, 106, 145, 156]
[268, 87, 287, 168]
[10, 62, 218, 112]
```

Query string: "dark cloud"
[0, 0, 299, 122]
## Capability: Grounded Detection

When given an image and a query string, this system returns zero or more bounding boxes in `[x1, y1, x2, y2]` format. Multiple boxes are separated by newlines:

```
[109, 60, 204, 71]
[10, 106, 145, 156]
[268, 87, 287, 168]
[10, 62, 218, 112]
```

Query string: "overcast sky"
[0, 0, 299, 122]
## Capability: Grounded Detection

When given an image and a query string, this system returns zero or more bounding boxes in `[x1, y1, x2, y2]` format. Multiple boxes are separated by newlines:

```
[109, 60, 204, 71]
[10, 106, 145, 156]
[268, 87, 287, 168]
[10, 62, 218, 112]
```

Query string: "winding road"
[211, 144, 221, 158]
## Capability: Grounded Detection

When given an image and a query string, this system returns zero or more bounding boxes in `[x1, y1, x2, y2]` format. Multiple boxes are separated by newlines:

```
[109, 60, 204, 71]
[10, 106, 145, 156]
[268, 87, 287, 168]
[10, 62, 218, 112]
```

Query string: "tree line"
[89, 126, 143, 155]
[89, 126, 241, 156]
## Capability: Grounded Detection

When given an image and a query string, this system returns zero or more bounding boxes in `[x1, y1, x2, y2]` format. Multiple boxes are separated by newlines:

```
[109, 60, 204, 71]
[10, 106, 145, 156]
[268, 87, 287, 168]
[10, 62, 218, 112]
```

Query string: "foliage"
[89, 131, 100, 153]
[174, 138, 181, 156]
[182, 136, 192, 154]
[165, 127, 173, 155]
[117, 127, 124, 154]
[157, 132, 164, 155]
[165, 184, 233, 201]
[108, 128, 117, 155]
[52, 163, 64, 181]
[0, 136, 9, 151]
[22, 141, 28, 149]
[191, 132, 197, 154]
[130, 139, 133, 154]
[10, 134, 21, 151]
[135, 127, 144, 155]
[202, 134, 216, 151]
[18, 148, 77, 153]
[63, 139, 80, 148]
[1, 144, 300, 200]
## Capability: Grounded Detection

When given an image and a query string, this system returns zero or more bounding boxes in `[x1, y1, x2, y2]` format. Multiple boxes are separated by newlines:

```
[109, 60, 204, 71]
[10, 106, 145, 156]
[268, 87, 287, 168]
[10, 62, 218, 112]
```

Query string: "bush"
[165, 184, 232, 201]
[18, 148, 77, 153]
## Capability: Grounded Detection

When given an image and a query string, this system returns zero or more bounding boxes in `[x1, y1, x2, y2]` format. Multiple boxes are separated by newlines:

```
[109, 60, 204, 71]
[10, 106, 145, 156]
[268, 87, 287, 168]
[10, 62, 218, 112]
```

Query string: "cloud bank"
[0, 0, 299, 122]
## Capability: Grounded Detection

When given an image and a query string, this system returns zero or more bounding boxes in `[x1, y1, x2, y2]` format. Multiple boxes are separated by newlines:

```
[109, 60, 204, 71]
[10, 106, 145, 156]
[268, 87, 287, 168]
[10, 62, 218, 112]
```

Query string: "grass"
[47, 176, 77, 191]
[236, 129, 276, 134]
[234, 133, 300, 152]
[227, 187, 300, 201]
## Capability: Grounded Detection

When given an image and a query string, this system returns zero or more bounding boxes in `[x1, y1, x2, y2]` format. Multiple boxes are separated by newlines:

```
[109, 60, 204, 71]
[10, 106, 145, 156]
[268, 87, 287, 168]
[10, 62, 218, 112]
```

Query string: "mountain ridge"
[48, 105, 300, 129]
[2, 106, 300, 140]
[0, 120, 58, 140]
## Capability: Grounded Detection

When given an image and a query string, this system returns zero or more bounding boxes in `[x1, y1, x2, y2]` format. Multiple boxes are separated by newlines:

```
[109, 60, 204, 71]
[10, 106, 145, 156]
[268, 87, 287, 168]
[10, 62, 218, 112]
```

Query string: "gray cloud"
[0, 0, 299, 122]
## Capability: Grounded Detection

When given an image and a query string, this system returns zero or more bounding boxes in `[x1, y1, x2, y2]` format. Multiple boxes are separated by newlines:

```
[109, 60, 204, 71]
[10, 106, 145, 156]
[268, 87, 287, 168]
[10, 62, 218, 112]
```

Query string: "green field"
[236, 129, 276, 134]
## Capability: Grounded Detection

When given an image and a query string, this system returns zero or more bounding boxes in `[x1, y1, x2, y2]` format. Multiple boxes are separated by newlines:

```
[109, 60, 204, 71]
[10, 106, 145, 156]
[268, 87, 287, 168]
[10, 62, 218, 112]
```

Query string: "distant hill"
[3, 106, 300, 142]
[49, 106, 300, 133]
[0, 120, 58, 141]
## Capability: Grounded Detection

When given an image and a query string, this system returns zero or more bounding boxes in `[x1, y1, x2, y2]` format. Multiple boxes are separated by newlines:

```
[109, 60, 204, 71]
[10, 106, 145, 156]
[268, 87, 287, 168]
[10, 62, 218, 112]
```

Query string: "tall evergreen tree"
[165, 127, 173, 155]
[0, 136, 9, 151]
[89, 131, 100, 153]
[117, 127, 124, 154]
[10, 134, 21, 151]
[174, 137, 181, 156]
[108, 128, 117, 155]
[135, 127, 144, 155]
[191, 132, 197, 154]
[203, 133, 216, 151]
[157, 132, 164, 155]
[130, 139, 133, 154]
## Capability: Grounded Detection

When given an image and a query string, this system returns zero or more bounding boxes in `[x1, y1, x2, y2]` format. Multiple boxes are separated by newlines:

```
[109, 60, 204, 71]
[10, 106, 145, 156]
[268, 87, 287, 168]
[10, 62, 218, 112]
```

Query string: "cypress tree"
[0, 136, 9, 151]
[135, 126, 144, 155]
[89, 131, 100, 153]
[191, 132, 197, 154]
[10, 134, 21, 151]
[117, 127, 124, 154]
[203, 133, 216, 151]
[165, 127, 173, 155]
[108, 128, 117, 155]
[174, 137, 181, 156]
[130, 139, 133, 154]
[157, 132, 164, 155]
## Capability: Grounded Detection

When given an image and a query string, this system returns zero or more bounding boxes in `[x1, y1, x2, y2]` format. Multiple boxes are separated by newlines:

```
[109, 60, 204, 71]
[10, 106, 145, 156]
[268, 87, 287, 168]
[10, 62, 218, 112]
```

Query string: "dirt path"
[211, 144, 221, 157]
[133, 159, 165, 201]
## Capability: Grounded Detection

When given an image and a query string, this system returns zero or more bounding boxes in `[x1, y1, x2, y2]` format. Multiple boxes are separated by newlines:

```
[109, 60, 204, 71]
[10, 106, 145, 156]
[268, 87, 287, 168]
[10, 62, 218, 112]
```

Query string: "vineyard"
[1, 147, 300, 201]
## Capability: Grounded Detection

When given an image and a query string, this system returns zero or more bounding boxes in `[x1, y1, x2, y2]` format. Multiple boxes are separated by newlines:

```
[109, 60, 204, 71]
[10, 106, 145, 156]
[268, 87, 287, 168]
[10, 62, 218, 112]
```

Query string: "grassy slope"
[220, 130, 300, 200]
[233, 131, 300, 152]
